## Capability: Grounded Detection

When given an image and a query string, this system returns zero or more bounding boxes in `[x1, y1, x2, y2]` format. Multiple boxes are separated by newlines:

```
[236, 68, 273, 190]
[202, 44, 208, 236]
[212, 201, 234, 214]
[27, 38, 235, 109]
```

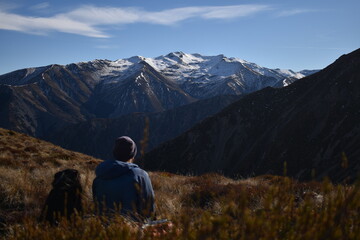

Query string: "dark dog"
[40, 169, 83, 225]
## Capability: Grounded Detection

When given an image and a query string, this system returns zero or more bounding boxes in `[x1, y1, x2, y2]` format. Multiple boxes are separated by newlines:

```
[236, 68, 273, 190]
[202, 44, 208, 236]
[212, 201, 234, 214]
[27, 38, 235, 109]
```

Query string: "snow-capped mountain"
[0, 52, 317, 137]
[144, 49, 360, 182]
[75, 51, 311, 99]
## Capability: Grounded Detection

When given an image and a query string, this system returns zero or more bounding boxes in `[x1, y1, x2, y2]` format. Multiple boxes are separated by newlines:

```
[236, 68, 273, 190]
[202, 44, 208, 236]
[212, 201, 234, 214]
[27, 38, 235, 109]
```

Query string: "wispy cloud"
[0, 10, 108, 38]
[0, 2, 19, 11]
[30, 2, 50, 10]
[143, 5, 272, 24]
[0, 4, 271, 38]
[276, 9, 317, 17]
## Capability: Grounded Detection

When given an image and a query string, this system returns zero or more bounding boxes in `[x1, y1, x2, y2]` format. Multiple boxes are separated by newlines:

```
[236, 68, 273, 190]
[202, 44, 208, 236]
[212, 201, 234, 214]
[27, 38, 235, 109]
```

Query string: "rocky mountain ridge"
[144, 49, 360, 182]
[0, 52, 314, 138]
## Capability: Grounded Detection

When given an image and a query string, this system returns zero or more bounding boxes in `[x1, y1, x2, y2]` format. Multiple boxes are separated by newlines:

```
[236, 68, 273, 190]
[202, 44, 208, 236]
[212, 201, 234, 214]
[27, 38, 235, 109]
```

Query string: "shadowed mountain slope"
[144, 49, 360, 182]
[45, 95, 240, 159]
[0, 64, 99, 136]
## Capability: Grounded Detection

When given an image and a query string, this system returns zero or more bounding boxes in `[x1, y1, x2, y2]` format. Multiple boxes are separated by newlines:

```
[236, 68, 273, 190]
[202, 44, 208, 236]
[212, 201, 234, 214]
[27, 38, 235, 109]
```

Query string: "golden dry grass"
[0, 128, 100, 227]
[0, 128, 359, 239]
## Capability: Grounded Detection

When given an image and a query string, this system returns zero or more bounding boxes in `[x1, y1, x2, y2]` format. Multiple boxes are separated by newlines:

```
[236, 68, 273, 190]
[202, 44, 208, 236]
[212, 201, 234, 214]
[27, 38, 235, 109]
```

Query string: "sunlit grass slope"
[0, 128, 359, 239]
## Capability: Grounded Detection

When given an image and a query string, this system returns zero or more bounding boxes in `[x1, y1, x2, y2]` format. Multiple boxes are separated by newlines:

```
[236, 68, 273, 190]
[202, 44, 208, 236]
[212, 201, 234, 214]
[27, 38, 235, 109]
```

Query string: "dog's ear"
[52, 170, 65, 187]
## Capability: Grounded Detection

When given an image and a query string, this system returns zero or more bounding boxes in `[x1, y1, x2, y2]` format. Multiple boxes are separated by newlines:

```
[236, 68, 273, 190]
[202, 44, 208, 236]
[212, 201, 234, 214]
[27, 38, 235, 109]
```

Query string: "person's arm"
[137, 171, 155, 218]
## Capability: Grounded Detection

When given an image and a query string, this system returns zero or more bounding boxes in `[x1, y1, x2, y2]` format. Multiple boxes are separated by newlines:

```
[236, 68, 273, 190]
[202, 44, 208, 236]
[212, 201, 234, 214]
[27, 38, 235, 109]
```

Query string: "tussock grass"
[1, 128, 360, 239]
[0, 128, 100, 229]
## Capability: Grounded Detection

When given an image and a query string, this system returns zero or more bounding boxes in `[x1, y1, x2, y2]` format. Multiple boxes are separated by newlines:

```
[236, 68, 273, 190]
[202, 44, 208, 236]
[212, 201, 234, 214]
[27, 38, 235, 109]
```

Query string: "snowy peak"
[1, 52, 317, 88]
[0, 52, 319, 122]
[0, 51, 319, 117]
[118, 52, 314, 83]
[273, 68, 305, 79]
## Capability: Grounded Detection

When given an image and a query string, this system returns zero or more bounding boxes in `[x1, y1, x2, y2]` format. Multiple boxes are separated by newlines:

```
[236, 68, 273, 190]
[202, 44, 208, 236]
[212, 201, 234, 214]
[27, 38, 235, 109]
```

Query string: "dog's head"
[52, 169, 82, 191]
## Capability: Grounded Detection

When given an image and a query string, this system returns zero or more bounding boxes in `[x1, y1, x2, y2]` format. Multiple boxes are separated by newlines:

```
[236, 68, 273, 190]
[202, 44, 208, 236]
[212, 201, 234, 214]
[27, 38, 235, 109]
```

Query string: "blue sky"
[0, 0, 359, 74]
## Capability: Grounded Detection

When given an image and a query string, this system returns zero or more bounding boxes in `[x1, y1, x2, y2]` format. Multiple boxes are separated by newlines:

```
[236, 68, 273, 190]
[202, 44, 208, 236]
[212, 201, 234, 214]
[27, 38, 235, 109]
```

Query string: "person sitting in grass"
[92, 136, 155, 221]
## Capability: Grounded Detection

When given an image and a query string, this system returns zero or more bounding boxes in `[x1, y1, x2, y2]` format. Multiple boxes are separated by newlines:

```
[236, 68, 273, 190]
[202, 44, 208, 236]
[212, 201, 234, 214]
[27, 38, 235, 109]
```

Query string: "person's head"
[113, 136, 137, 162]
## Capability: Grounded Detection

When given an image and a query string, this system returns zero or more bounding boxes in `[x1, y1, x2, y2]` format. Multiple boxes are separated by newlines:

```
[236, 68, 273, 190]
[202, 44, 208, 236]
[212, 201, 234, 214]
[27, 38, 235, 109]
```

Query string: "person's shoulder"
[95, 159, 112, 169]
[130, 165, 149, 177]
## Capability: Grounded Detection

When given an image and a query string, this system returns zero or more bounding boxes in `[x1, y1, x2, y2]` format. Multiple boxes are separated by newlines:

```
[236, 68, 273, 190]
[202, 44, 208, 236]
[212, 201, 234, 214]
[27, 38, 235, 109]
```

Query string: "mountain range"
[144, 49, 360, 182]
[0, 52, 314, 152]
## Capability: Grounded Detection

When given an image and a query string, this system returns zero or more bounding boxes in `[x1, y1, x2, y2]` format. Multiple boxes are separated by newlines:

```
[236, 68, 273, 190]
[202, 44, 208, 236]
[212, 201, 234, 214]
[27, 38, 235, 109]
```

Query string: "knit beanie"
[113, 136, 137, 161]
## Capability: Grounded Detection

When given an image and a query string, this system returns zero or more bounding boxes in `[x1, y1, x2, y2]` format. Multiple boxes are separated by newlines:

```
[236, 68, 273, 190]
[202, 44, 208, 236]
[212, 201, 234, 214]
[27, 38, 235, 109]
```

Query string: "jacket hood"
[95, 160, 139, 180]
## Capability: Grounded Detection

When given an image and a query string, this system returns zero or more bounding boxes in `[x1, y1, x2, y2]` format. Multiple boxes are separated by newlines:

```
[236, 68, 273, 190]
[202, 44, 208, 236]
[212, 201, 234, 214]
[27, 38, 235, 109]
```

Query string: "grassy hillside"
[0, 128, 359, 239]
[0, 128, 100, 229]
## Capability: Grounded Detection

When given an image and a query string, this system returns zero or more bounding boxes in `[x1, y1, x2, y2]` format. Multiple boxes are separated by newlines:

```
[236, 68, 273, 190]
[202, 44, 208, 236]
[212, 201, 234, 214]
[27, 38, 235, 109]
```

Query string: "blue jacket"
[92, 160, 155, 220]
